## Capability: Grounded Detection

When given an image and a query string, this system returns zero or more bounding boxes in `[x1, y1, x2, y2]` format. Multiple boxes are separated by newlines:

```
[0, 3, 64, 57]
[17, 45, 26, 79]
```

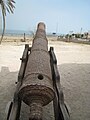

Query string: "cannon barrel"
[7, 22, 70, 120]
[18, 22, 55, 120]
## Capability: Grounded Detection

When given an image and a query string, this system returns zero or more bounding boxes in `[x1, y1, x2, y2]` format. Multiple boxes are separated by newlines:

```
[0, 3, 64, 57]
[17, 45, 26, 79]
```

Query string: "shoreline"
[0, 35, 90, 46]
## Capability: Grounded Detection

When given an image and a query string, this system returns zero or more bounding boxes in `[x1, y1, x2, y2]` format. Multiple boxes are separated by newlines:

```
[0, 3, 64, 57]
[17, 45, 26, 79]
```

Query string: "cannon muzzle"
[7, 22, 70, 120]
[18, 22, 55, 120]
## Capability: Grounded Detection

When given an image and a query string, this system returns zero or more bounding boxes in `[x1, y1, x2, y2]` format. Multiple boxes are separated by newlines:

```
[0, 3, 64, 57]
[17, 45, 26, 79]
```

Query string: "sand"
[0, 37, 90, 120]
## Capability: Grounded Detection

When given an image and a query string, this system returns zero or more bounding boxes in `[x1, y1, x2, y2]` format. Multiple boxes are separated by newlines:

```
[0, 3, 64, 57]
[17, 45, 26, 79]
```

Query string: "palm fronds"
[0, 0, 15, 44]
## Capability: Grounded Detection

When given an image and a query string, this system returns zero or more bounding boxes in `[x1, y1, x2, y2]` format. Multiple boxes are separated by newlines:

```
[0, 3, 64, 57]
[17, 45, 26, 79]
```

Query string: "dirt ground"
[0, 40, 90, 120]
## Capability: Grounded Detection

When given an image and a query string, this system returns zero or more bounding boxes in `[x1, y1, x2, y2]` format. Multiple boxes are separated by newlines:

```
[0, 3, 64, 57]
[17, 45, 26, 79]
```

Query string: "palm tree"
[0, 0, 15, 44]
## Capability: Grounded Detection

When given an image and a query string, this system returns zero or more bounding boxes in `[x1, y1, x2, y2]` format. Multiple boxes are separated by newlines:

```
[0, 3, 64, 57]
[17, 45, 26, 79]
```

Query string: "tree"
[0, 0, 15, 44]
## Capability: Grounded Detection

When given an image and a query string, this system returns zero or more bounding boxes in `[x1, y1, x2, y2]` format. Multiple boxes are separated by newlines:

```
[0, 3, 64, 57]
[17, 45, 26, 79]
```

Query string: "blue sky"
[5, 0, 90, 34]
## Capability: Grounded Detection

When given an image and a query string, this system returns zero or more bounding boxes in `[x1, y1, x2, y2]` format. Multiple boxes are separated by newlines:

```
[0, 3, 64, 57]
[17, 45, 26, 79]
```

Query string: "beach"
[0, 36, 90, 120]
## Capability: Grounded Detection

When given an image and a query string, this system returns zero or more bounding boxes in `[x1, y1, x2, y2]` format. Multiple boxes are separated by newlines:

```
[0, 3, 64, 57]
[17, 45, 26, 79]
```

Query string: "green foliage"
[0, 0, 15, 44]
[75, 33, 81, 38]
[65, 34, 69, 38]
[81, 34, 84, 38]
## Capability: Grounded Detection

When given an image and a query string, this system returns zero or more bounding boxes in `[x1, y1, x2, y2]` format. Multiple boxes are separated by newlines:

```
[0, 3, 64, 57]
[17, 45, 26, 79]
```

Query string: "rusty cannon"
[7, 22, 70, 120]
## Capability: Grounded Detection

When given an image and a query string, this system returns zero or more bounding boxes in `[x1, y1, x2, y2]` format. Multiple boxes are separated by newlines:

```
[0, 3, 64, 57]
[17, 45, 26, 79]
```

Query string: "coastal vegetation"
[0, 0, 15, 44]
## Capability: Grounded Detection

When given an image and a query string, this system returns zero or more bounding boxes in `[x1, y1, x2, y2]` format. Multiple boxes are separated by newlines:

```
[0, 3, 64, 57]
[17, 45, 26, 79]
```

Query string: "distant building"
[88, 31, 90, 38]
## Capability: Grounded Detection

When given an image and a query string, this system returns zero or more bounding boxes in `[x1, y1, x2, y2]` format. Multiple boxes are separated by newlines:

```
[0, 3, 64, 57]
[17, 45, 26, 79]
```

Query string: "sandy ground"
[0, 39, 90, 120]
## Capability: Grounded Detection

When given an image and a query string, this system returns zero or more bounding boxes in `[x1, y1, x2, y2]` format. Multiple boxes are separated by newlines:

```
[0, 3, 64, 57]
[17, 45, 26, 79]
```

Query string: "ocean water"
[0, 29, 62, 37]
[0, 29, 32, 36]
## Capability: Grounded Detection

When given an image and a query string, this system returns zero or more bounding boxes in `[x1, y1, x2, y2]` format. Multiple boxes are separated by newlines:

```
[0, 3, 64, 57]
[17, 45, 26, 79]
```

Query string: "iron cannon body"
[7, 23, 70, 120]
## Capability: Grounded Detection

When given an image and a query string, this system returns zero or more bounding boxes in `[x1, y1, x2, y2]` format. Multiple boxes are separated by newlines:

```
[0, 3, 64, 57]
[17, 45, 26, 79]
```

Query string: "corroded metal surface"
[18, 23, 55, 120]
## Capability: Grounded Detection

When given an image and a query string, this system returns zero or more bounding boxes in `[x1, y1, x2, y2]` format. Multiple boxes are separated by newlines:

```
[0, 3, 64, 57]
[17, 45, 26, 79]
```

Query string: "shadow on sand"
[0, 64, 90, 120]
[0, 67, 54, 120]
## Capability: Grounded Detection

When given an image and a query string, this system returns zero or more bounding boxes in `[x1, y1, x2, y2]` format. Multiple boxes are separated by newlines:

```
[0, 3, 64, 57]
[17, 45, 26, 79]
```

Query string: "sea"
[0, 29, 32, 37]
[0, 29, 61, 37]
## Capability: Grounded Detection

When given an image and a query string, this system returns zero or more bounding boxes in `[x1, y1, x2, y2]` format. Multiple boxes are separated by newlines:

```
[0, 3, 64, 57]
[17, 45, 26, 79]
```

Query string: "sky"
[4, 0, 90, 34]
